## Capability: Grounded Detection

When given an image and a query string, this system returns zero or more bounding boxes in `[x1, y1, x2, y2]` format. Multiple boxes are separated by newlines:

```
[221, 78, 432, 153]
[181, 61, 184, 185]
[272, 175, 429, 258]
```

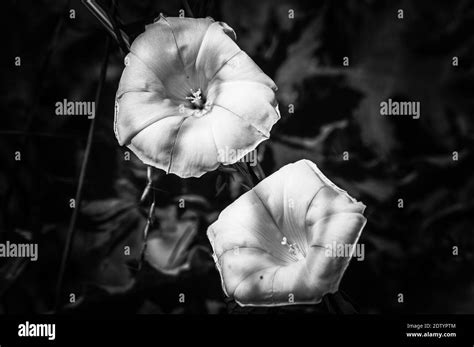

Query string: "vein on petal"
[252, 190, 280, 234]
[270, 266, 281, 304]
[282, 180, 307, 258]
[208, 114, 220, 162]
[194, 21, 217, 74]
[213, 104, 270, 138]
[167, 116, 188, 174]
[126, 50, 166, 94]
[250, 190, 298, 263]
[217, 245, 286, 263]
[162, 16, 188, 78]
[304, 185, 333, 226]
[207, 49, 243, 84]
[116, 91, 182, 145]
[309, 212, 366, 247]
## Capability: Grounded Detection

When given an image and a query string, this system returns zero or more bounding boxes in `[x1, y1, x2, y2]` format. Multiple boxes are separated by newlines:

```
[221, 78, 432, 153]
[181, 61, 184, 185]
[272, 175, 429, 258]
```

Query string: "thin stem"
[231, 162, 254, 189]
[81, 0, 130, 51]
[110, 0, 130, 55]
[136, 166, 156, 271]
[53, 37, 111, 311]
[182, 0, 195, 18]
[253, 161, 266, 180]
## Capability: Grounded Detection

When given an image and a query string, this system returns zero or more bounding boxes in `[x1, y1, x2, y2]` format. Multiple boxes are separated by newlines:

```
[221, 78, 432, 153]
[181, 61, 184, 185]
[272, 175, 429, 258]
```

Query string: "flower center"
[186, 88, 205, 109]
[281, 237, 304, 260]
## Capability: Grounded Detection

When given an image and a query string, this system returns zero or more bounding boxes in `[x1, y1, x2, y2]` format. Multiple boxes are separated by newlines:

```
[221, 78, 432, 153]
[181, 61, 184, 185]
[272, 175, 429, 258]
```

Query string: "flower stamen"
[281, 237, 304, 260]
[186, 88, 204, 109]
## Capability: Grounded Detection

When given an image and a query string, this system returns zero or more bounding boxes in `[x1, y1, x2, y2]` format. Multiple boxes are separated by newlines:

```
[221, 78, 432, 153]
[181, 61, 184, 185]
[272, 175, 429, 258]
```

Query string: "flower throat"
[186, 88, 205, 109]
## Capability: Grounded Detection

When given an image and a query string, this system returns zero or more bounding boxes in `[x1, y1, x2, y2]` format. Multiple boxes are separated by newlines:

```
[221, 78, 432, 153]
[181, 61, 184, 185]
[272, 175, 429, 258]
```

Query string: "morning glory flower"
[114, 15, 280, 178]
[207, 160, 367, 306]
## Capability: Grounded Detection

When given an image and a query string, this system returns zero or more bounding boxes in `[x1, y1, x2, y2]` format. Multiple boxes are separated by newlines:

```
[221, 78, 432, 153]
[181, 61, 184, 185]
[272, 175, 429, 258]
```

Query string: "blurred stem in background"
[54, 0, 133, 311]
[54, 36, 111, 311]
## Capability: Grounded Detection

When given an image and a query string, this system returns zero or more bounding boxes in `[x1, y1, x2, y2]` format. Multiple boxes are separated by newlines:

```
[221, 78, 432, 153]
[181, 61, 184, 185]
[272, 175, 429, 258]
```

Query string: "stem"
[81, 0, 130, 52]
[253, 161, 266, 180]
[230, 162, 254, 189]
[246, 162, 260, 186]
[137, 166, 156, 271]
[53, 37, 111, 311]
[228, 150, 266, 190]
[182, 0, 195, 18]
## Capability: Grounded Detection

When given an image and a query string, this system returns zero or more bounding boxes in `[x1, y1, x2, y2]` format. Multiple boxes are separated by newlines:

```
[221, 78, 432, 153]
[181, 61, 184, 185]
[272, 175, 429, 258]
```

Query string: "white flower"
[207, 160, 367, 306]
[114, 16, 280, 178]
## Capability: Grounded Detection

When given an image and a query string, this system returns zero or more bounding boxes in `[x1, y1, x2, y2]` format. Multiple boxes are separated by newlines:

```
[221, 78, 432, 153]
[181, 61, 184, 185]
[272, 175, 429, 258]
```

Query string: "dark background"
[1, 0, 473, 314]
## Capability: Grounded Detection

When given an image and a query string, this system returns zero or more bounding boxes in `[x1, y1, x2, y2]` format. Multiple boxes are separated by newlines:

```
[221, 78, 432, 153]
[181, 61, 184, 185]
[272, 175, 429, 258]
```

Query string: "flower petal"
[116, 52, 167, 98]
[210, 105, 270, 164]
[304, 212, 366, 291]
[208, 81, 279, 137]
[218, 249, 279, 302]
[127, 116, 185, 173]
[162, 17, 214, 81]
[115, 91, 182, 146]
[211, 50, 277, 90]
[209, 196, 293, 263]
[130, 16, 195, 99]
[195, 21, 242, 88]
[167, 115, 220, 177]
[167, 105, 273, 177]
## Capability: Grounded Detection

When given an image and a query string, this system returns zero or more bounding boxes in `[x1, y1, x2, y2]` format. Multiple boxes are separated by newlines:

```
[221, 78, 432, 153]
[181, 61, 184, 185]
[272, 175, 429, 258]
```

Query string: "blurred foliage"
[0, 0, 473, 313]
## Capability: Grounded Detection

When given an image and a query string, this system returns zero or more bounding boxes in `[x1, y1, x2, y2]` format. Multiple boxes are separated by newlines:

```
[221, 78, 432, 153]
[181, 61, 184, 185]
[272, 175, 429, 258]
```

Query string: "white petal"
[211, 51, 276, 90]
[302, 213, 366, 294]
[163, 17, 214, 81]
[127, 116, 185, 173]
[115, 91, 182, 145]
[208, 81, 279, 137]
[218, 248, 278, 300]
[210, 194, 293, 263]
[116, 52, 167, 99]
[130, 17, 193, 99]
[167, 115, 220, 178]
[209, 105, 270, 163]
[195, 22, 242, 89]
